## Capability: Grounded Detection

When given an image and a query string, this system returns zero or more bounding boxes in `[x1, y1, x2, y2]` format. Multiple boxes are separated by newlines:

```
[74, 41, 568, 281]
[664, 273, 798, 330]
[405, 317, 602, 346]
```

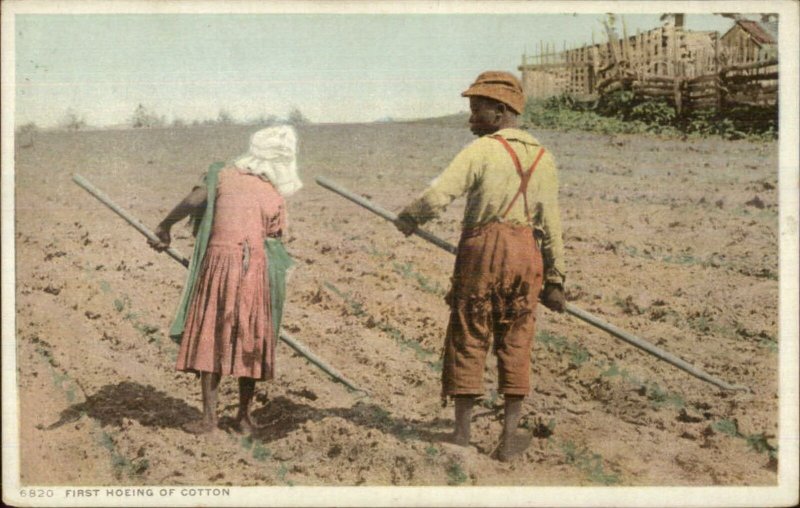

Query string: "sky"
[13, 11, 743, 128]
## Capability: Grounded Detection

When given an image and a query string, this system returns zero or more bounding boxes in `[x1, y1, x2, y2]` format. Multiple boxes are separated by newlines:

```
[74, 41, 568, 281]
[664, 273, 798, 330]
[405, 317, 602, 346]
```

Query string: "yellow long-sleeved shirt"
[400, 128, 565, 285]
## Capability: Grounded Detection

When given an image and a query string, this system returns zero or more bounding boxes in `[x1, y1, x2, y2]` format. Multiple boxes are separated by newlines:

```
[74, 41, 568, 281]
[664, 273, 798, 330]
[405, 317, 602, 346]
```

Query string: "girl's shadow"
[45, 381, 201, 430]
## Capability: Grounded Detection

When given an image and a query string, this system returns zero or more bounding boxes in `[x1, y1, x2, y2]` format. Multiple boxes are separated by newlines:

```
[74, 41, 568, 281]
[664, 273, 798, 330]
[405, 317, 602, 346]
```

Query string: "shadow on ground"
[47, 383, 452, 446]
[249, 396, 452, 444]
[46, 381, 201, 430]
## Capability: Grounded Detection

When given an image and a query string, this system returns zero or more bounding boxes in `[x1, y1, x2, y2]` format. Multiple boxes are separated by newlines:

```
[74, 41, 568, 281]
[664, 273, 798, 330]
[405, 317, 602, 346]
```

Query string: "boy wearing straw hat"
[395, 71, 566, 461]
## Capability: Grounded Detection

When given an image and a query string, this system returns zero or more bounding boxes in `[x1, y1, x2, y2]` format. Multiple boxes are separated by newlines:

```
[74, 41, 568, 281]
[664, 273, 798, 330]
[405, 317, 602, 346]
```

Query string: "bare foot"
[182, 418, 217, 435]
[449, 432, 470, 447]
[497, 431, 532, 463]
[234, 415, 257, 435]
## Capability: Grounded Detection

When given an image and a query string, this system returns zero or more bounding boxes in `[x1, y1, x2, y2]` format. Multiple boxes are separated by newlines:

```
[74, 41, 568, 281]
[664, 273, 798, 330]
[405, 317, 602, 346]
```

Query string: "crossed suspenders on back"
[490, 135, 546, 223]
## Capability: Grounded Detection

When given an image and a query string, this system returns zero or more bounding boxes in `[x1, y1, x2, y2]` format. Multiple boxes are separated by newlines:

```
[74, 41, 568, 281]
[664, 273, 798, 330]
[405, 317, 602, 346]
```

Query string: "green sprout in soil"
[277, 463, 294, 486]
[98, 429, 148, 479]
[643, 382, 685, 409]
[536, 330, 591, 367]
[324, 282, 440, 370]
[252, 443, 271, 462]
[392, 261, 447, 297]
[759, 338, 778, 354]
[713, 419, 778, 460]
[446, 461, 468, 485]
[560, 440, 620, 486]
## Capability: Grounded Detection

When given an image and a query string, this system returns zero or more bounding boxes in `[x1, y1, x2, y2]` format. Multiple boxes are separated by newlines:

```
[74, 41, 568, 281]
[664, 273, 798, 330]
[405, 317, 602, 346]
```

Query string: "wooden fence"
[566, 58, 777, 114]
[520, 22, 778, 112]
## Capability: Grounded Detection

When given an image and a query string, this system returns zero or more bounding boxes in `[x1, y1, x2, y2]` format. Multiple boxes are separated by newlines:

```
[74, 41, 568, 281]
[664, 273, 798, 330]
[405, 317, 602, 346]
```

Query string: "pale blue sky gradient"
[15, 13, 741, 127]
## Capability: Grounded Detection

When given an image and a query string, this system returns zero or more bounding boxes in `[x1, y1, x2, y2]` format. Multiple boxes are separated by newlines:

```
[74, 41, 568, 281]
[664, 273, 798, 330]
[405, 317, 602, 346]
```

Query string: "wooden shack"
[720, 19, 778, 65]
[519, 24, 717, 100]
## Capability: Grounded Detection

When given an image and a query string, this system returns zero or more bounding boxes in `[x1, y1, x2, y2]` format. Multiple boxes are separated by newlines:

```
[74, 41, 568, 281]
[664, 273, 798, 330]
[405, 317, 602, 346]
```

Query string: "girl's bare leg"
[183, 372, 221, 434]
[235, 377, 257, 434]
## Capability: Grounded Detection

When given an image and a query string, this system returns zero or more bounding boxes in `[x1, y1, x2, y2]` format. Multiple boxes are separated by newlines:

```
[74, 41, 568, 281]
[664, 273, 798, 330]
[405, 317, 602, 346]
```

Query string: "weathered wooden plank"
[725, 72, 780, 84]
[726, 97, 778, 107]
[687, 91, 720, 100]
[687, 74, 720, 85]
[636, 76, 675, 84]
[687, 86, 723, 96]
[726, 82, 779, 94]
[687, 99, 719, 109]
[723, 59, 779, 73]
[632, 81, 673, 89]
[601, 80, 625, 93]
[635, 89, 674, 98]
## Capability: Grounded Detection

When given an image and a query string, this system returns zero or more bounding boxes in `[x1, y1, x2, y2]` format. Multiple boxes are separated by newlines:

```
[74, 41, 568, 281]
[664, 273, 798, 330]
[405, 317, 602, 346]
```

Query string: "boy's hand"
[149, 224, 171, 252]
[395, 212, 417, 237]
[540, 283, 566, 312]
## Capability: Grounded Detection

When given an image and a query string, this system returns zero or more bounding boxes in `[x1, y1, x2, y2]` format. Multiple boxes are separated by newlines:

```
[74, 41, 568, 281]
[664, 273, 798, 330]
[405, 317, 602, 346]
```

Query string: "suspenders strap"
[490, 135, 546, 221]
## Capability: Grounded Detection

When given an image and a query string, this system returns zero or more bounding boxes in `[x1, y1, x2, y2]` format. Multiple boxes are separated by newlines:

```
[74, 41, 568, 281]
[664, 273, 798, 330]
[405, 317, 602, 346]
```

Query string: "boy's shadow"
[249, 396, 453, 445]
[46, 381, 201, 430]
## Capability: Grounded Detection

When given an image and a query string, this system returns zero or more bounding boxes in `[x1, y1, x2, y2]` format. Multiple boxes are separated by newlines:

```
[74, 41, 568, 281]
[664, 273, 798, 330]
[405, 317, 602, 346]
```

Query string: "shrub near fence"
[525, 89, 775, 140]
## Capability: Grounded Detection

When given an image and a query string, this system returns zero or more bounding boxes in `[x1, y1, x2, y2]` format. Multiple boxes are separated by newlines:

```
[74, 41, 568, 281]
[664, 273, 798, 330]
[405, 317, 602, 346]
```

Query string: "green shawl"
[169, 162, 294, 343]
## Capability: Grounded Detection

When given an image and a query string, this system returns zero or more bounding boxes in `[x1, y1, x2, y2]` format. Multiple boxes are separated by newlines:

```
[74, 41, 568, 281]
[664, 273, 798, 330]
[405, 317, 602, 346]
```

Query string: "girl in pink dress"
[150, 126, 301, 434]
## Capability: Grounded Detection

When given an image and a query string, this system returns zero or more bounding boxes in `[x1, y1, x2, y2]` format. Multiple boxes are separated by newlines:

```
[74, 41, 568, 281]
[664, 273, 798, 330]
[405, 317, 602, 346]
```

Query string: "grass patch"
[759, 338, 778, 353]
[713, 419, 778, 460]
[98, 430, 150, 479]
[277, 463, 294, 486]
[393, 261, 447, 297]
[87, 270, 176, 356]
[643, 382, 685, 409]
[597, 360, 686, 410]
[446, 461, 468, 485]
[252, 442, 271, 462]
[559, 440, 620, 485]
[536, 330, 592, 367]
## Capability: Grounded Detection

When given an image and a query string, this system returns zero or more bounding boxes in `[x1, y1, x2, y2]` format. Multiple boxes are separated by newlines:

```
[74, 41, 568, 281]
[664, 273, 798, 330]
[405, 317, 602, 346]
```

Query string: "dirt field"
[13, 118, 779, 486]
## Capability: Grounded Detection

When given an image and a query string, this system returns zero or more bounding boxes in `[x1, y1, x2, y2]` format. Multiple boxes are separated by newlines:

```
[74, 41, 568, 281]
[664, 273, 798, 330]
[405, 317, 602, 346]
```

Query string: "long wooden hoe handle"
[315, 175, 749, 393]
[72, 174, 366, 395]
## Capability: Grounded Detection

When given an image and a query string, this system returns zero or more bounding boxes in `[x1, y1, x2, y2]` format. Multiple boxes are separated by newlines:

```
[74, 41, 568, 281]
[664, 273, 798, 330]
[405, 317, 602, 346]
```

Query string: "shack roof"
[729, 19, 777, 46]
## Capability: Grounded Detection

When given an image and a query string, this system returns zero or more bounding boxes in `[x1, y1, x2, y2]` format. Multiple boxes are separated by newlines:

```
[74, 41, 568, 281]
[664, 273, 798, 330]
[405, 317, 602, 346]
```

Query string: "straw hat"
[461, 71, 525, 114]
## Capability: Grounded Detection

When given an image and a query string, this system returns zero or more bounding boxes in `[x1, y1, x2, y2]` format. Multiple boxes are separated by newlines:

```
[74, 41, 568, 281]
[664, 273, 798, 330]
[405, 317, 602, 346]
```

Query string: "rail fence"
[521, 23, 778, 113]
[596, 58, 777, 113]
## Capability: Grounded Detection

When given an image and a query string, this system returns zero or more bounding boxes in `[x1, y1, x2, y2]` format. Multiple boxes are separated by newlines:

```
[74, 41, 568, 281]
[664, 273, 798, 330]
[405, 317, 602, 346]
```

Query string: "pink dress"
[176, 167, 286, 380]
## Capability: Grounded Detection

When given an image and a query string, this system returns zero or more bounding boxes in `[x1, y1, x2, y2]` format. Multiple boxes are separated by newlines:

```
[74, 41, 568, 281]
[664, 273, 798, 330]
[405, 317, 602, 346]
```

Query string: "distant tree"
[171, 117, 186, 128]
[216, 109, 234, 125]
[287, 106, 309, 126]
[130, 104, 165, 128]
[252, 114, 278, 126]
[16, 121, 38, 135]
[60, 109, 86, 131]
[16, 122, 38, 148]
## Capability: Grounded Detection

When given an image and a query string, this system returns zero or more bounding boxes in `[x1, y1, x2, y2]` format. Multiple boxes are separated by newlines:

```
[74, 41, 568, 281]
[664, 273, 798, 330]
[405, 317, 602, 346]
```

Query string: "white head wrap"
[233, 125, 302, 197]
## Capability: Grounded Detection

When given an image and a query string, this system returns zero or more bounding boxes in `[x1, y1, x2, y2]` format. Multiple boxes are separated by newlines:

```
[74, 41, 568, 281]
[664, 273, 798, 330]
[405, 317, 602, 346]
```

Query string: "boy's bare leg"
[452, 395, 476, 446]
[498, 395, 531, 462]
[183, 371, 221, 434]
[235, 377, 257, 434]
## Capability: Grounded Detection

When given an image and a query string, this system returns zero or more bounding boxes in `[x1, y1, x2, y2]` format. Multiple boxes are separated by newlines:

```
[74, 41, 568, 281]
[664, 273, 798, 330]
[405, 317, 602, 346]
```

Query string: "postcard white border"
[2, 1, 798, 507]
